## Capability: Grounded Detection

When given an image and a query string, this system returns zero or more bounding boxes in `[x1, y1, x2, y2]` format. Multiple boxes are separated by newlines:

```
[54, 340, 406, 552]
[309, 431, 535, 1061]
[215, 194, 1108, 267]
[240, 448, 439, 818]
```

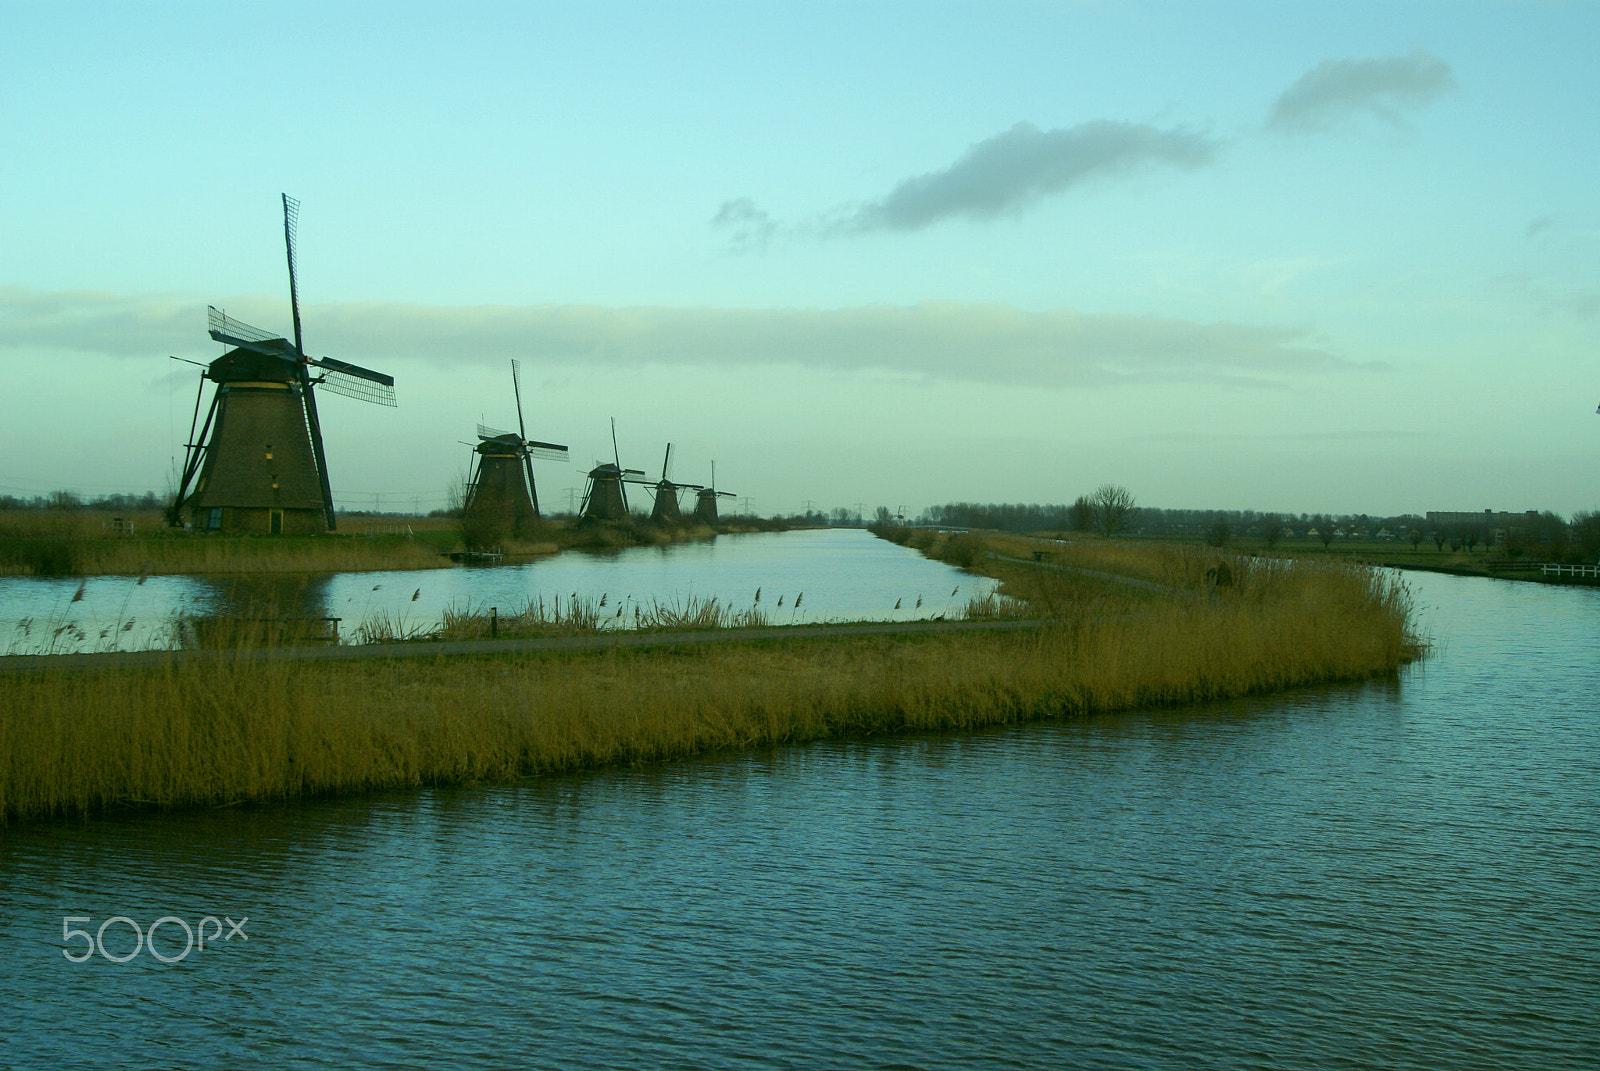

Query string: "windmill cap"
[207, 345, 298, 383]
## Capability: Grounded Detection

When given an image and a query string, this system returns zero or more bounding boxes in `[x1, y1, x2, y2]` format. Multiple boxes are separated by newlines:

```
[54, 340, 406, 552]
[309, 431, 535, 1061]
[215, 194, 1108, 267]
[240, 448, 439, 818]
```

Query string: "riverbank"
[0, 541, 1418, 824]
[0, 509, 791, 577]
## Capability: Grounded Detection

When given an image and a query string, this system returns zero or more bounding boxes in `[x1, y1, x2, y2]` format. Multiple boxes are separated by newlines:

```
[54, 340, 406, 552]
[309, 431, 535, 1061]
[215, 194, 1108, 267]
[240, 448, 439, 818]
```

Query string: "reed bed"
[0, 552, 1418, 824]
[0, 510, 463, 576]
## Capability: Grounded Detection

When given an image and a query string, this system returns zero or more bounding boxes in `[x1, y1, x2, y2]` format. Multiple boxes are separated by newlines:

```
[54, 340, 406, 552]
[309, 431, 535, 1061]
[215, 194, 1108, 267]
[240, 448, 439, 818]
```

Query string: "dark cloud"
[710, 197, 777, 252]
[1268, 49, 1456, 132]
[1525, 215, 1555, 238]
[839, 120, 1219, 233]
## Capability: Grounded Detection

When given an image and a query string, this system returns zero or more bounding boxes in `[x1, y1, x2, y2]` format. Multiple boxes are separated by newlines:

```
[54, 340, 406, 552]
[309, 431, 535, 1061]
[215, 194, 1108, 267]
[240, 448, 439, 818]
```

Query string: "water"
[0, 528, 997, 654]
[2, 570, 1597, 1069]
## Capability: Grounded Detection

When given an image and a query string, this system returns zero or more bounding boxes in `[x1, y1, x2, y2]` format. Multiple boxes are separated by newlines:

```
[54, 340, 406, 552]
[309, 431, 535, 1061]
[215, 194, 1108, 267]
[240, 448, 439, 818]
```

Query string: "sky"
[3, 0, 1597, 519]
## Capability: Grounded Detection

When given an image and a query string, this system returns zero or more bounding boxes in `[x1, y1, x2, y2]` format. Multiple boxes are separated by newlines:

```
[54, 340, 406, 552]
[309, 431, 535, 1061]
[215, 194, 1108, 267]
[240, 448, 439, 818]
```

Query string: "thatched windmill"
[169, 195, 394, 534]
[462, 359, 567, 538]
[647, 444, 702, 526]
[579, 419, 651, 523]
[693, 461, 736, 526]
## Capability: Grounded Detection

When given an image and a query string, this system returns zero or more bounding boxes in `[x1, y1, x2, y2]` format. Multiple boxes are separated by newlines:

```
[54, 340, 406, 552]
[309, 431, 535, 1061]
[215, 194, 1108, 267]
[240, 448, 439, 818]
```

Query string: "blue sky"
[3, 1, 1597, 518]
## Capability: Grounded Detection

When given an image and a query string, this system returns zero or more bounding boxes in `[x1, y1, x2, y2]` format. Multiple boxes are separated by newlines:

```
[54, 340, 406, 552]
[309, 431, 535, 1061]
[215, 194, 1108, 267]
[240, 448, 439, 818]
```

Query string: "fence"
[1541, 563, 1600, 578]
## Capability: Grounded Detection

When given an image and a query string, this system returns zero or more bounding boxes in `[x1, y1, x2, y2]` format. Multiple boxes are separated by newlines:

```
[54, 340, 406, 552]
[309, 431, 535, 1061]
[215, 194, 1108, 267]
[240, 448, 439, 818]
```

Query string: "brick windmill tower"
[170, 195, 394, 533]
[462, 359, 568, 538]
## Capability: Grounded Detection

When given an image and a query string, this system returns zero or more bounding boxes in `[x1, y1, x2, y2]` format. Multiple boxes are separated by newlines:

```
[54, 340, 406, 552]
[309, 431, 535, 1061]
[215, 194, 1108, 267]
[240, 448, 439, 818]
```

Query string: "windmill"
[462, 359, 568, 538]
[692, 460, 737, 526]
[647, 444, 703, 526]
[169, 194, 394, 534]
[579, 419, 652, 523]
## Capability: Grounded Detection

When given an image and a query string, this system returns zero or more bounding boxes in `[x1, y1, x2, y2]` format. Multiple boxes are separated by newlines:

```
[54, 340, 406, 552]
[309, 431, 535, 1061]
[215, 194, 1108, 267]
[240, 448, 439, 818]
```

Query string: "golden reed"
[0, 545, 1417, 824]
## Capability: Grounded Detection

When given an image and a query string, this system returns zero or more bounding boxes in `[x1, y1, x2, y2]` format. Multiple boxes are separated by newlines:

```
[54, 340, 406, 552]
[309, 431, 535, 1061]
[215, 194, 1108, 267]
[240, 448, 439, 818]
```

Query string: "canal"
[1, 564, 1595, 1068]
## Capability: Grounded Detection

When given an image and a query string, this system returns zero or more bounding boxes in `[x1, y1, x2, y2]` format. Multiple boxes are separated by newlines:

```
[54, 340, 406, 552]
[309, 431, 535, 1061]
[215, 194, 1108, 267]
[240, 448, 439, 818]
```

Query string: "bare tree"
[1313, 514, 1335, 549]
[1087, 483, 1137, 539]
[1259, 512, 1285, 549]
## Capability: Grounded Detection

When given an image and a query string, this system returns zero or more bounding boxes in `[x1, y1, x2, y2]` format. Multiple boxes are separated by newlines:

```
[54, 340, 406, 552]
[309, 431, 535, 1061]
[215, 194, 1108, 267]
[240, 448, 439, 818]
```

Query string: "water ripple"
[3, 572, 1599, 1068]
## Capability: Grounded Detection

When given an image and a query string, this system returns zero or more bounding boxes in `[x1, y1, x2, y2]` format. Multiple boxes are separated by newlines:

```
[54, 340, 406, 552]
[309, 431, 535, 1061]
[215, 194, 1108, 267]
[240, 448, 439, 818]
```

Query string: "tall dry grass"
[0, 553, 1418, 824]
[0, 510, 461, 576]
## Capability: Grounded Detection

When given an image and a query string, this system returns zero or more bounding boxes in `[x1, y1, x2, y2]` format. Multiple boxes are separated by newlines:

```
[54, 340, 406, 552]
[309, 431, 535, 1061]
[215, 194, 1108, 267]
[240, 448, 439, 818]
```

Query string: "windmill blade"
[477, 423, 515, 440]
[716, 491, 736, 498]
[207, 306, 294, 356]
[283, 193, 304, 359]
[525, 441, 569, 462]
[312, 356, 396, 406]
[661, 443, 673, 482]
[610, 417, 622, 470]
[509, 359, 541, 514]
[512, 360, 530, 444]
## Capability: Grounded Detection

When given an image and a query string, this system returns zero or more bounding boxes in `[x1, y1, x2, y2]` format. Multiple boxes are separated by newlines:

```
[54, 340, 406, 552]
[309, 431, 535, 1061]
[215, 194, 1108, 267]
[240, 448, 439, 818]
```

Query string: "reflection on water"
[0, 528, 996, 654]
[3, 569, 1597, 1068]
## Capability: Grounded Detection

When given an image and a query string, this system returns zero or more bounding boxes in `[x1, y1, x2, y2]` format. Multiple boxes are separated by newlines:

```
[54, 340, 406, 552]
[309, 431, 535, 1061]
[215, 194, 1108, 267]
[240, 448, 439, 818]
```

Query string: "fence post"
[491, 607, 498, 638]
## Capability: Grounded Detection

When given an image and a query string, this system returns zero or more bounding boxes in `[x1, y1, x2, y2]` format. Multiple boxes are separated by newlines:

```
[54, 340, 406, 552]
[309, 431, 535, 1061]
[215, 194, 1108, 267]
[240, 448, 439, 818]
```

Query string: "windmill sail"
[207, 307, 291, 355]
[313, 356, 396, 406]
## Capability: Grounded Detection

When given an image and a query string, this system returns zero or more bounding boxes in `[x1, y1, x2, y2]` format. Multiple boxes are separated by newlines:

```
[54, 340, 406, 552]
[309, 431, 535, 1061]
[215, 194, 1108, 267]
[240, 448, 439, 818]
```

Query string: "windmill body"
[171, 196, 394, 534]
[693, 487, 737, 525]
[579, 419, 650, 523]
[580, 463, 633, 522]
[463, 435, 541, 537]
[693, 461, 736, 526]
[650, 485, 685, 526]
[183, 343, 329, 535]
[461, 361, 567, 540]
[647, 443, 702, 527]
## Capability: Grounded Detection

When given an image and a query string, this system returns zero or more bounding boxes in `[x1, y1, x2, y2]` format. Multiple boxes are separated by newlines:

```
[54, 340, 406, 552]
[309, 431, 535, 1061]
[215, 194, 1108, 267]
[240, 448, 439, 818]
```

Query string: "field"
[0, 533, 1421, 824]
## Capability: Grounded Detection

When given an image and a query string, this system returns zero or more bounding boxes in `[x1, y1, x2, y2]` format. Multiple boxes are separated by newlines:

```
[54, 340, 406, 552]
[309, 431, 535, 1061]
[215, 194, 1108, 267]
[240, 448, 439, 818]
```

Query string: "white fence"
[1541, 563, 1600, 578]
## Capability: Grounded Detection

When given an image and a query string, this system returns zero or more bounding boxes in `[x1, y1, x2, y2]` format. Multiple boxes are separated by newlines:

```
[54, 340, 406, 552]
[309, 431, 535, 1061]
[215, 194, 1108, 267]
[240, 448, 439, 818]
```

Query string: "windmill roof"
[208, 344, 299, 383]
[476, 433, 526, 455]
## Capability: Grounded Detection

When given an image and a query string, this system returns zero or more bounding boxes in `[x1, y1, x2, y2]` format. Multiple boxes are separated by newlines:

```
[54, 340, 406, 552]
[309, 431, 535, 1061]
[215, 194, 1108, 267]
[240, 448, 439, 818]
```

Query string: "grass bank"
[0, 510, 778, 577]
[0, 539, 1418, 824]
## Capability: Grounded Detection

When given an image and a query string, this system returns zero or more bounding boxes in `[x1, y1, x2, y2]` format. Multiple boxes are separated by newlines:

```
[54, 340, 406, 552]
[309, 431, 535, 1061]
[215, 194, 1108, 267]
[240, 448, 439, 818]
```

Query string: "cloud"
[1525, 215, 1555, 238]
[0, 286, 201, 354]
[837, 120, 1219, 233]
[711, 197, 777, 252]
[3, 288, 1381, 391]
[1268, 49, 1456, 132]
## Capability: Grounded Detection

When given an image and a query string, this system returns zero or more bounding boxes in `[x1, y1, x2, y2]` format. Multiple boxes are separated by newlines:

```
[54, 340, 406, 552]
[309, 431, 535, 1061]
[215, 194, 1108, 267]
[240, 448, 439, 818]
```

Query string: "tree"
[1087, 483, 1137, 539]
[1206, 521, 1231, 548]
[1068, 495, 1095, 532]
[1313, 514, 1335, 549]
[1259, 512, 1284, 549]
[1408, 528, 1423, 550]
[1572, 511, 1600, 563]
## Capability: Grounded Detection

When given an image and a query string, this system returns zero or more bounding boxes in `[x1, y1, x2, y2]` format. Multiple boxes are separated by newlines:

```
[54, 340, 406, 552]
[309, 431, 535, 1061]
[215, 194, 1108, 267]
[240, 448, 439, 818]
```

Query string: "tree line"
[0, 491, 167, 513]
[918, 496, 1600, 562]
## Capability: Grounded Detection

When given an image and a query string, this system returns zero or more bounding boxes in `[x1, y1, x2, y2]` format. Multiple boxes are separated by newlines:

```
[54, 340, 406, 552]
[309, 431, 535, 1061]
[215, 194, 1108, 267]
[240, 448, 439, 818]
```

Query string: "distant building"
[1425, 509, 1540, 544]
